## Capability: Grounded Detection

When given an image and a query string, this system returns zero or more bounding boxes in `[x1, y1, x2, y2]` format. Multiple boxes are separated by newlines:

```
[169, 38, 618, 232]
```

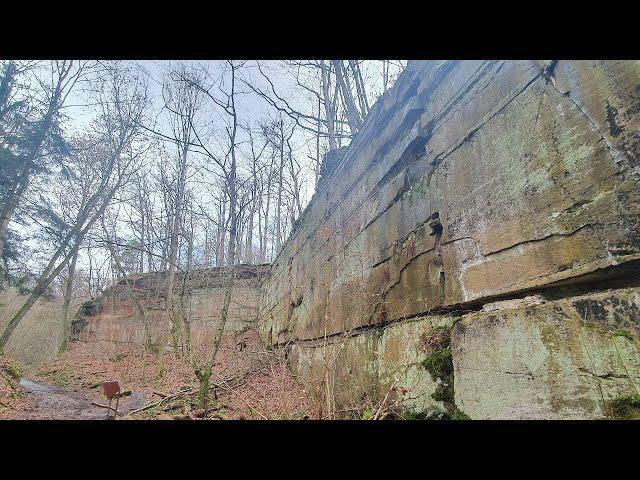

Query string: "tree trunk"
[320, 61, 338, 151]
[195, 366, 212, 409]
[163, 144, 189, 360]
[332, 60, 362, 134]
[349, 60, 369, 117]
[244, 182, 256, 264]
[196, 62, 239, 409]
[315, 96, 321, 188]
[186, 208, 194, 272]
[216, 197, 227, 267]
[205, 198, 237, 375]
[260, 157, 273, 263]
[181, 274, 191, 358]
[288, 145, 303, 219]
[138, 188, 146, 274]
[275, 122, 284, 252]
[204, 225, 211, 268]
[58, 246, 79, 354]
[257, 188, 263, 263]
[382, 60, 389, 92]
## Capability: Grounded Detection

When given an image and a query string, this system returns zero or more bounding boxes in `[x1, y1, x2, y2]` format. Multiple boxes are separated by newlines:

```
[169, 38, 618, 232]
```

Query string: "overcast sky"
[16, 60, 407, 281]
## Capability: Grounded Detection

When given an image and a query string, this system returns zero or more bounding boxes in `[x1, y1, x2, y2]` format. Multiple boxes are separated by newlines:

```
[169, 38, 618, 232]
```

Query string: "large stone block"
[452, 288, 640, 419]
[289, 331, 380, 411]
[378, 315, 457, 414]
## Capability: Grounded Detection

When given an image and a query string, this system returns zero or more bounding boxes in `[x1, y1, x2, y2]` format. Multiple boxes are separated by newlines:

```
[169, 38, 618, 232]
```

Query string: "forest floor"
[0, 328, 319, 420]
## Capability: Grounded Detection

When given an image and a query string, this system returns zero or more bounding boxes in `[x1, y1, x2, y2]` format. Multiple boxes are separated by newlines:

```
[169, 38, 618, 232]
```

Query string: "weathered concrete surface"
[76, 265, 268, 346]
[453, 288, 640, 419]
[259, 60, 640, 418]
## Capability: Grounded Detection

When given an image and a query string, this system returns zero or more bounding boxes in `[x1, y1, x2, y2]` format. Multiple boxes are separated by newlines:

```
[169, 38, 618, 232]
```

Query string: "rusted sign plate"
[102, 381, 121, 399]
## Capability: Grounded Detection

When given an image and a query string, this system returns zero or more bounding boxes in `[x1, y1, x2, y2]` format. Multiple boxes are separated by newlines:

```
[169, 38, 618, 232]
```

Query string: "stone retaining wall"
[258, 60, 640, 419]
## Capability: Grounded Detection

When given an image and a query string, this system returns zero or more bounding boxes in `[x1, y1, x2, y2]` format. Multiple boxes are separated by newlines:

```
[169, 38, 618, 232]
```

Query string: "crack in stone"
[429, 70, 542, 166]
[478, 223, 593, 257]
[577, 367, 631, 380]
[547, 75, 627, 167]
[458, 366, 536, 379]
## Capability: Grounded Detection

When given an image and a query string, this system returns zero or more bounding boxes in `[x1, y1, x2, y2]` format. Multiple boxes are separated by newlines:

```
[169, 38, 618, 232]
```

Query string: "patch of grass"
[133, 408, 158, 419]
[404, 177, 428, 201]
[399, 409, 431, 420]
[208, 408, 227, 420]
[609, 394, 640, 419]
[43, 369, 75, 388]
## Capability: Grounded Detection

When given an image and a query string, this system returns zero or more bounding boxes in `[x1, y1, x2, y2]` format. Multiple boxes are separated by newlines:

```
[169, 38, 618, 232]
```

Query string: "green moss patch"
[360, 406, 374, 420]
[612, 329, 634, 341]
[609, 394, 640, 419]
[422, 348, 453, 382]
[451, 406, 471, 420]
[419, 325, 471, 420]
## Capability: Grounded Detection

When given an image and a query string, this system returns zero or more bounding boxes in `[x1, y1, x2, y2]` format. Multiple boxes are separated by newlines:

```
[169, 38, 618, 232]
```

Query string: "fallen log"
[128, 372, 249, 416]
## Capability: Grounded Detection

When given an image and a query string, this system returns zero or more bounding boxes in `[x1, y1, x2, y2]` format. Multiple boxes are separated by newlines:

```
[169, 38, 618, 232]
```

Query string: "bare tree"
[178, 60, 245, 408]
[0, 61, 91, 271]
[154, 64, 203, 361]
[332, 60, 362, 134]
[0, 62, 148, 350]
